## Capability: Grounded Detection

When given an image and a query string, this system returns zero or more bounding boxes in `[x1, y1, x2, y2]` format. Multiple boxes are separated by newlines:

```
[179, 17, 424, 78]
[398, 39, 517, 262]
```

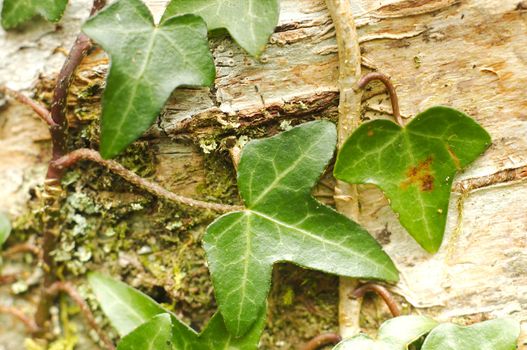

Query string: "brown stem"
[51, 148, 242, 212]
[0, 273, 18, 285]
[35, 183, 62, 330]
[302, 333, 342, 350]
[36, 0, 107, 331]
[46, 281, 115, 350]
[358, 72, 403, 126]
[0, 305, 40, 333]
[0, 86, 55, 126]
[352, 283, 400, 317]
[90, 0, 107, 15]
[47, 0, 107, 179]
[47, 32, 92, 178]
[3, 243, 43, 260]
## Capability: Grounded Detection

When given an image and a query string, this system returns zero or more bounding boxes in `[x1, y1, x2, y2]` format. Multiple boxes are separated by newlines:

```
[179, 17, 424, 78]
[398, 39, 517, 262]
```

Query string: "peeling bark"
[1, 0, 527, 348]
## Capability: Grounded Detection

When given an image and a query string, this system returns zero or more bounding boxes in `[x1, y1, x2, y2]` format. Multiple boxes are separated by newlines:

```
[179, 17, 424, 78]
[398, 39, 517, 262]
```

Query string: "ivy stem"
[0, 86, 55, 126]
[45, 281, 115, 350]
[3, 243, 43, 260]
[0, 305, 40, 333]
[357, 72, 403, 126]
[0, 273, 20, 285]
[47, 33, 92, 175]
[302, 333, 342, 350]
[51, 148, 242, 213]
[324, 0, 364, 339]
[36, 0, 107, 331]
[352, 283, 401, 318]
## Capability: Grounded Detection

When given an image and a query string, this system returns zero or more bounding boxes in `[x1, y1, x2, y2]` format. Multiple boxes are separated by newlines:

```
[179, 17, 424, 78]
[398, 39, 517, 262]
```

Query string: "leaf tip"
[0, 212, 12, 248]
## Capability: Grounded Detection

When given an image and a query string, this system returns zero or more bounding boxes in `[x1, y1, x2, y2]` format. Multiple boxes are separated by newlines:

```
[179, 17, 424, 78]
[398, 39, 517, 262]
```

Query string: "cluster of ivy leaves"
[80, 0, 281, 159]
[334, 315, 519, 350]
[91, 273, 521, 350]
[0, 0, 519, 349]
[88, 273, 266, 350]
[1, 0, 280, 159]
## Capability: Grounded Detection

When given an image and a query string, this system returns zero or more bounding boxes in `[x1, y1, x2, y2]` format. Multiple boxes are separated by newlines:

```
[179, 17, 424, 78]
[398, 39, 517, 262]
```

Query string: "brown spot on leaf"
[447, 145, 462, 169]
[401, 156, 435, 192]
[367, 129, 375, 137]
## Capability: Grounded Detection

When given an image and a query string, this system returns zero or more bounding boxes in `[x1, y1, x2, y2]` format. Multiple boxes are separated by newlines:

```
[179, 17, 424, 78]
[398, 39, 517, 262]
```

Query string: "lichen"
[6, 64, 349, 350]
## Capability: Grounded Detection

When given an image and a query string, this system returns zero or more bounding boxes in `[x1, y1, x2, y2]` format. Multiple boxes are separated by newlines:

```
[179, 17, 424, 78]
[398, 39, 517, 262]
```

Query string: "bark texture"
[1, 0, 527, 348]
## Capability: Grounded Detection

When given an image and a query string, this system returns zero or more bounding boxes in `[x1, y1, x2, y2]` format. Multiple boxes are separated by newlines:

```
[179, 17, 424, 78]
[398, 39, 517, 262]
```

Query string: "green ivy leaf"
[379, 315, 439, 348]
[88, 272, 165, 336]
[82, 0, 215, 159]
[334, 335, 382, 350]
[117, 314, 173, 350]
[163, 0, 279, 57]
[88, 273, 265, 349]
[193, 312, 266, 350]
[204, 121, 398, 337]
[421, 318, 520, 350]
[334, 107, 491, 252]
[334, 316, 438, 350]
[0, 212, 12, 248]
[1, 0, 68, 30]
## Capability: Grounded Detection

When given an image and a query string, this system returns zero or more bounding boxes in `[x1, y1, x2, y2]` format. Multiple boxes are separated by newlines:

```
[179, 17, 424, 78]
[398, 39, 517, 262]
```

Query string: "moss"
[261, 264, 339, 349]
[9, 63, 350, 349]
[196, 152, 240, 205]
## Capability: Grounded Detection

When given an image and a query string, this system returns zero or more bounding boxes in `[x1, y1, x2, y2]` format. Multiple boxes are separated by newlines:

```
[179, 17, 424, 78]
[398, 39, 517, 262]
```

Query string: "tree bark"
[1, 0, 526, 348]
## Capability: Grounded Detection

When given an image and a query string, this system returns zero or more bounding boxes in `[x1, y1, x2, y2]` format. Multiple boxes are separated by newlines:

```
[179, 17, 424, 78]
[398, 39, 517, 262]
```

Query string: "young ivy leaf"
[82, 0, 215, 159]
[1, 0, 68, 30]
[88, 273, 265, 350]
[88, 272, 165, 336]
[0, 212, 12, 249]
[333, 316, 438, 350]
[204, 120, 398, 338]
[117, 314, 173, 350]
[421, 318, 520, 350]
[162, 0, 279, 57]
[334, 107, 491, 253]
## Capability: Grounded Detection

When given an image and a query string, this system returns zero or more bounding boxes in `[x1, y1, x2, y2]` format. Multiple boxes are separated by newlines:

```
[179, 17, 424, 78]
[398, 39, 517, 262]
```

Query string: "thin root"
[352, 283, 401, 317]
[0, 86, 55, 126]
[51, 148, 242, 212]
[46, 281, 115, 350]
[0, 305, 39, 333]
[302, 333, 342, 350]
[3, 243, 43, 261]
[357, 72, 403, 126]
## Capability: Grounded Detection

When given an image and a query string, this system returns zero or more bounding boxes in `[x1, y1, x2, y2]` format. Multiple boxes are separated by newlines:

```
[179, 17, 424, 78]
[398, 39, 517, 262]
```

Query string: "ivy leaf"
[204, 121, 398, 337]
[0, 212, 12, 249]
[1, 0, 68, 30]
[162, 0, 279, 57]
[82, 0, 215, 159]
[88, 272, 165, 336]
[88, 273, 265, 349]
[334, 107, 491, 252]
[334, 316, 438, 350]
[334, 335, 382, 350]
[192, 312, 266, 350]
[421, 318, 520, 350]
[117, 314, 173, 350]
[379, 316, 439, 348]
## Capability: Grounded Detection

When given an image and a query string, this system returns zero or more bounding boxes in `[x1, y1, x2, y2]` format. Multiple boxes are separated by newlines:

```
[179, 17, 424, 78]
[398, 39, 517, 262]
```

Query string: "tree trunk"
[0, 0, 526, 348]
